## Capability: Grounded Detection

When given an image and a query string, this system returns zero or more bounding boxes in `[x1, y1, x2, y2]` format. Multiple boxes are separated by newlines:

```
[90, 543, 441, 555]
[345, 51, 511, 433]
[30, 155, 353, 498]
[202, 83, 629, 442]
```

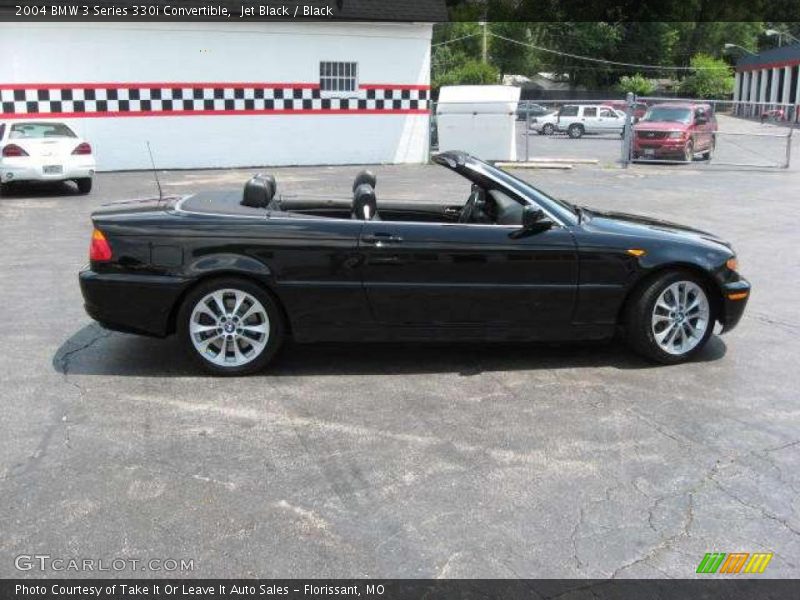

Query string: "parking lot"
[1, 156, 799, 578]
[515, 114, 793, 168]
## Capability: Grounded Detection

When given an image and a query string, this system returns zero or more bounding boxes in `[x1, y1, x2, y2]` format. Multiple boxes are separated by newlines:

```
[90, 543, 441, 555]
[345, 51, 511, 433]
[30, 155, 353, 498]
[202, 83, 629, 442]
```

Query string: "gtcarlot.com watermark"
[15, 554, 194, 572]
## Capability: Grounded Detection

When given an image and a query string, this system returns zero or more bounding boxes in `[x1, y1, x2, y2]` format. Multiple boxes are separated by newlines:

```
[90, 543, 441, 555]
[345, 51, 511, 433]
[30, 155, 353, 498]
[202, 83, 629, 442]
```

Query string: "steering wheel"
[458, 189, 478, 223]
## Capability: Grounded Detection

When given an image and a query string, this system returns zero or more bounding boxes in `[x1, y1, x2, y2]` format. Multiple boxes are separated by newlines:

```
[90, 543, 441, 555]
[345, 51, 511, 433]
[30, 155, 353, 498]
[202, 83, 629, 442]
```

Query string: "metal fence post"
[524, 100, 530, 161]
[785, 126, 793, 169]
[621, 92, 634, 167]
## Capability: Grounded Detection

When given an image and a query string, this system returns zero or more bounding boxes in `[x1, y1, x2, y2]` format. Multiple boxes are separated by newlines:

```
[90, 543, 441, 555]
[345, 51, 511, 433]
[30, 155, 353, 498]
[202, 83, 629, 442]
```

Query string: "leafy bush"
[679, 54, 734, 99]
[434, 60, 500, 90]
[617, 73, 655, 96]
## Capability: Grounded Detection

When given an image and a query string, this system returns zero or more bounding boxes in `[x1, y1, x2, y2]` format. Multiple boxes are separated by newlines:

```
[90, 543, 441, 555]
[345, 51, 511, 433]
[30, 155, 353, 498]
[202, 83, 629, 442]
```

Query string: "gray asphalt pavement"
[1, 158, 799, 578]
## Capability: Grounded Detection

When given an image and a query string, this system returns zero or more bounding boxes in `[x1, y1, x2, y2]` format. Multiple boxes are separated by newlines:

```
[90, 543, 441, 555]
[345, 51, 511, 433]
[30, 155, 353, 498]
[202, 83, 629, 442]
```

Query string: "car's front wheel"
[624, 271, 714, 364]
[178, 278, 285, 375]
[683, 141, 694, 162]
[75, 178, 93, 194]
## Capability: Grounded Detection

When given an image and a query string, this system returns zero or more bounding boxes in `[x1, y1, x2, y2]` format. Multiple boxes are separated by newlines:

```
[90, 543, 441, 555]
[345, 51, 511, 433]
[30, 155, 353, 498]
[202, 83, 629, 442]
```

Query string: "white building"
[0, 8, 445, 170]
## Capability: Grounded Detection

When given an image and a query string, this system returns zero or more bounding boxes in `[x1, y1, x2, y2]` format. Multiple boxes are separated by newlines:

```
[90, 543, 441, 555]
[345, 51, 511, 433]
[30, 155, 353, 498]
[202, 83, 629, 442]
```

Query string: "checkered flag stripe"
[0, 85, 429, 117]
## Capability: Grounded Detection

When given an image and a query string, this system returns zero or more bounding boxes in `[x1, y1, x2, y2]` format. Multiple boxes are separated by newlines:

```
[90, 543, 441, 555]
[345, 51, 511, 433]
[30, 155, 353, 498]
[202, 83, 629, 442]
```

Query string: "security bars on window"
[320, 62, 358, 93]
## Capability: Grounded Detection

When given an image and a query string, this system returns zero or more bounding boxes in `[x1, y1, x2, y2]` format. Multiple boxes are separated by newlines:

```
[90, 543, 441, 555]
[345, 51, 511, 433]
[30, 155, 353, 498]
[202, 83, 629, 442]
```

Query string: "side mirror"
[522, 206, 546, 228]
[512, 206, 551, 238]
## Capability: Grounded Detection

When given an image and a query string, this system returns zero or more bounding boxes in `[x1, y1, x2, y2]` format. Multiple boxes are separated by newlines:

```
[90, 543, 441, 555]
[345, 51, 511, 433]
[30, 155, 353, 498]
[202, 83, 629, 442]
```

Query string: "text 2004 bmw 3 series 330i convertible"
[79, 151, 750, 375]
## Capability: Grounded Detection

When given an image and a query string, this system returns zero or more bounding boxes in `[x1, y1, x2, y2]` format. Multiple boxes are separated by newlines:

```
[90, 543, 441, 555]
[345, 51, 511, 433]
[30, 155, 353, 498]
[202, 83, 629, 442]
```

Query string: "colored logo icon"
[696, 552, 773, 574]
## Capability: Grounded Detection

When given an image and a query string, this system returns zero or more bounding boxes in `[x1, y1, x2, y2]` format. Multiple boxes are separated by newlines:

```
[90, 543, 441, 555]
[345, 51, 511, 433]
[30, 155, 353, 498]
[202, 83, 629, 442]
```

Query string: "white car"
[0, 120, 96, 195]
[529, 110, 560, 135]
[554, 104, 626, 138]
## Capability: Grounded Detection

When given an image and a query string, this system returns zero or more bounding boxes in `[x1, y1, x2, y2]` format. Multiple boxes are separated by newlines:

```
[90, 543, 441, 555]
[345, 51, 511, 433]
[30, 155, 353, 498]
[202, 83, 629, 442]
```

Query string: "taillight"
[89, 228, 112, 262]
[2, 144, 28, 157]
[72, 142, 92, 155]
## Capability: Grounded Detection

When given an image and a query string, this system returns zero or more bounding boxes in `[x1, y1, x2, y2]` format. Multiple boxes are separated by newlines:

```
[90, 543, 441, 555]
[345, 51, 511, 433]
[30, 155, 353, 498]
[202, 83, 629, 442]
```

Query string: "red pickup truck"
[633, 103, 717, 162]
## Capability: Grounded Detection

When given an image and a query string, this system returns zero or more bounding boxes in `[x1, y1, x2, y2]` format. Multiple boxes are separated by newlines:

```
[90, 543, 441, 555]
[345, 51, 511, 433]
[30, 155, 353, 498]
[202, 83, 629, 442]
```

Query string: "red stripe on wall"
[360, 84, 431, 90]
[0, 82, 429, 90]
[0, 109, 431, 120]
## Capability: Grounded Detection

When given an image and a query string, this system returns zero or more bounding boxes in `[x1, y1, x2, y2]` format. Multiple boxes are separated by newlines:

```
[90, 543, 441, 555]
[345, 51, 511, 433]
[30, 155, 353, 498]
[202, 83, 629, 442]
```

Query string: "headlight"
[667, 131, 684, 139]
[726, 257, 739, 272]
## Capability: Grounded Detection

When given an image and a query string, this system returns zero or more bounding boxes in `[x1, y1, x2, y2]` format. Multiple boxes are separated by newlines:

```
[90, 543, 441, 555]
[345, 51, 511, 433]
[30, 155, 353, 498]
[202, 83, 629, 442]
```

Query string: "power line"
[432, 32, 482, 47]
[488, 32, 724, 71]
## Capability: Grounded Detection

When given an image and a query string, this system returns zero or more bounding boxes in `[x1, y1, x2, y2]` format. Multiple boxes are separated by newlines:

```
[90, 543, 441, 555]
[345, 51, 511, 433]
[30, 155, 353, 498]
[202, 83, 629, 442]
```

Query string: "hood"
[582, 208, 732, 250]
[634, 120, 689, 132]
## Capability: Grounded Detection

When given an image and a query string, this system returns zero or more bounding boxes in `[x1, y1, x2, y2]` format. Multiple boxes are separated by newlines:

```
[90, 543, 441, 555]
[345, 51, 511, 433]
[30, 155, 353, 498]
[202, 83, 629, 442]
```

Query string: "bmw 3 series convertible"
[79, 151, 750, 375]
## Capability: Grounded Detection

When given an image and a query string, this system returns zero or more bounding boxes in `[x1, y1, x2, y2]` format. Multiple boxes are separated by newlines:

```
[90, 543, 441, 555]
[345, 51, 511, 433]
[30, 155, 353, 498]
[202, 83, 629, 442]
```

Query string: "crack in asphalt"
[749, 311, 800, 334]
[3, 325, 111, 482]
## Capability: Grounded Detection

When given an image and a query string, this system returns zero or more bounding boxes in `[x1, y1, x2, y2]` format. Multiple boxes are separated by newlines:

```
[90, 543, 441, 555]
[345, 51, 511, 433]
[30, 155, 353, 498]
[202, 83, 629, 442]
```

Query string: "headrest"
[352, 169, 377, 193]
[241, 174, 276, 208]
[353, 183, 377, 220]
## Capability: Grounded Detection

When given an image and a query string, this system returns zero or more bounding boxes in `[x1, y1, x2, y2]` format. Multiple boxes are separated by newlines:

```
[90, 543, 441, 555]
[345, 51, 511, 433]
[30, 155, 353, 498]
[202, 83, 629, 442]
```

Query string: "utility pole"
[480, 21, 488, 63]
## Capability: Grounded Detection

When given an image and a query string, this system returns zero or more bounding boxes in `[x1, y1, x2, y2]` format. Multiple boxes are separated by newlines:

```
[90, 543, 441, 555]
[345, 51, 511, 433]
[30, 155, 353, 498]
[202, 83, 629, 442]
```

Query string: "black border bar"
[2, 0, 800, 22]
[2, 579, 800, 600]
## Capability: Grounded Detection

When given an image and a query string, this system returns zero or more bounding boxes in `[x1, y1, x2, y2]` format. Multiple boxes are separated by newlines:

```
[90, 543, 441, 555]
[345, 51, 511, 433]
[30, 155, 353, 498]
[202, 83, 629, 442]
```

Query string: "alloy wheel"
[189, 288, 270, 367]
[651, 281, 710, 355]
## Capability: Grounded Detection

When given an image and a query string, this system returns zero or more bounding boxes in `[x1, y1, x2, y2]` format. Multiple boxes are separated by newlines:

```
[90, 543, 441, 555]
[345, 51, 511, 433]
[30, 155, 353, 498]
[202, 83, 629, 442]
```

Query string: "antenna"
[146, 141, 163, 202]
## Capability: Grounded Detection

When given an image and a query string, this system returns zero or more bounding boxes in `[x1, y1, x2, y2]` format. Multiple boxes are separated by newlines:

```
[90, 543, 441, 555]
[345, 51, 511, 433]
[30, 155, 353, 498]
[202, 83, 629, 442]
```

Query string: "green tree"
[433, 60, 499, 91]
[617, 73, 656, 95]
[679, 54, 734, 98]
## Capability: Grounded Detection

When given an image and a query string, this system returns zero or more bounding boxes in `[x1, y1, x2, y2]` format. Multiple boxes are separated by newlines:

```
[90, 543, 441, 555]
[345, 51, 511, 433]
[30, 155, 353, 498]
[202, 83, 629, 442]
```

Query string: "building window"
[320, 61, 358, 93]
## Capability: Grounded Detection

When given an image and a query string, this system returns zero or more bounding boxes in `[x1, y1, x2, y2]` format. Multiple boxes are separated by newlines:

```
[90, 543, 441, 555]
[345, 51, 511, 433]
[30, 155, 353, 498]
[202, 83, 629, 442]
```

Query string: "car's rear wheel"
[568, 124, 584, 139]
[75, 178, 93, 194]
[0, 182, 11, 196]
[542, 123, 555, 135]
[178, 278, 285, 375]
[624, 271, 714, 364]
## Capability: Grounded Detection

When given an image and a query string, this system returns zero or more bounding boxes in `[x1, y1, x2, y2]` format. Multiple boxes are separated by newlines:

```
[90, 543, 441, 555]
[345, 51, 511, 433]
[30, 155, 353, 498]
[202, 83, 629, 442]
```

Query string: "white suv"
[556, 104, 626, 139]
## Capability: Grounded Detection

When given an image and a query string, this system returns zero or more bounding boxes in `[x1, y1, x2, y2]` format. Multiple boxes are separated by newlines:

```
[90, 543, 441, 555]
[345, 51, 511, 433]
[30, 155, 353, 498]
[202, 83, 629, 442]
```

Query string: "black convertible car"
[79, 151, 749, 375]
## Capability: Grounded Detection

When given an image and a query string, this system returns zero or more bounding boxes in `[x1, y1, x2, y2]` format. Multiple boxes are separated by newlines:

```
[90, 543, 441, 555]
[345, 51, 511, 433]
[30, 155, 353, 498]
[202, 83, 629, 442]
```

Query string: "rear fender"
[184, 253, 274, 280]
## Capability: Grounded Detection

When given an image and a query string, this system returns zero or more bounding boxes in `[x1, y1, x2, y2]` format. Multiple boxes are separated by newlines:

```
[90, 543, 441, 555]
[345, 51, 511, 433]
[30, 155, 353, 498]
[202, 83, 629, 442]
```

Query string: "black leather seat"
[352, 183, 380, 221]
[241, 174, 276, 208]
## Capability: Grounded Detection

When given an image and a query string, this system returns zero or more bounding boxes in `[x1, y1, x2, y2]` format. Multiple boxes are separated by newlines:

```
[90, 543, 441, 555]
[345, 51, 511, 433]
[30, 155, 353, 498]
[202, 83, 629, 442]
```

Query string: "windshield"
[10, 122, 77, 139]
[641, 107, 693, 124]
[466, 156, 579, 224]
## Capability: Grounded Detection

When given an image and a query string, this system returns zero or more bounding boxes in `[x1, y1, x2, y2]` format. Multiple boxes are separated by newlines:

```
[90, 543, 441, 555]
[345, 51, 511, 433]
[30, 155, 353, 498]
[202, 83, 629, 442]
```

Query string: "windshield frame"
[462, 155, 579, 226]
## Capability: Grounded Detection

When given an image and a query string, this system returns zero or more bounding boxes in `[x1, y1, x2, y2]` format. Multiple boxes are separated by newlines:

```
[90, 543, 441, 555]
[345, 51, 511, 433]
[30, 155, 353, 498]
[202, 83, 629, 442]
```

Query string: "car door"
[596, 107, 624, 133]
[693, 108, 713, 151]
[358, 207, 578, 337]
[580, 106, 599, 133]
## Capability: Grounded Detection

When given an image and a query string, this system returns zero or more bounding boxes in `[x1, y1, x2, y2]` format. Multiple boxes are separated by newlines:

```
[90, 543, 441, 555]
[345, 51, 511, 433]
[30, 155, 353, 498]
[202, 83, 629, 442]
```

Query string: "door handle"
[361, 233, 403, 245]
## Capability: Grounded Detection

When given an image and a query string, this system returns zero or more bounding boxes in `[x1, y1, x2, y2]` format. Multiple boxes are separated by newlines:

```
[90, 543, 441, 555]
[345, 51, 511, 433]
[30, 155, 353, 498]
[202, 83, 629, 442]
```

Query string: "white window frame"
[319, 61, 359, 97]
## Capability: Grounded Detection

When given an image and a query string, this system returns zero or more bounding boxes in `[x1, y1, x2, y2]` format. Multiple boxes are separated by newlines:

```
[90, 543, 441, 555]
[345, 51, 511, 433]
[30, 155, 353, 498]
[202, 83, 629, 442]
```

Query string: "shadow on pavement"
[53, 323, 727, 378]
[0, 180, 81, 198]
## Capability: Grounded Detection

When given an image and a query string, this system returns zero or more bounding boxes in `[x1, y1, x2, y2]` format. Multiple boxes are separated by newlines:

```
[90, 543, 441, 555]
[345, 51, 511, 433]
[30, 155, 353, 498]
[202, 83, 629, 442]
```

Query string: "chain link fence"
[430, 96, 795, 169]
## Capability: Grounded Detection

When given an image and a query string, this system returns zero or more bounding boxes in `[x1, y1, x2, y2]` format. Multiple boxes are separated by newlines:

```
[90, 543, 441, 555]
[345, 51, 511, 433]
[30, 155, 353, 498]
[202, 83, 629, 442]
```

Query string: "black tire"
[683, 142, 694, 163]
[177, 277, 285, 376]
[567, 124, 584, 139]
[624, 270, 715, 365]
[352, 170, 377, 193]
[76, 178, 93, 194]
[0, 182, 11, 196]
[542, 123, 555, 136]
